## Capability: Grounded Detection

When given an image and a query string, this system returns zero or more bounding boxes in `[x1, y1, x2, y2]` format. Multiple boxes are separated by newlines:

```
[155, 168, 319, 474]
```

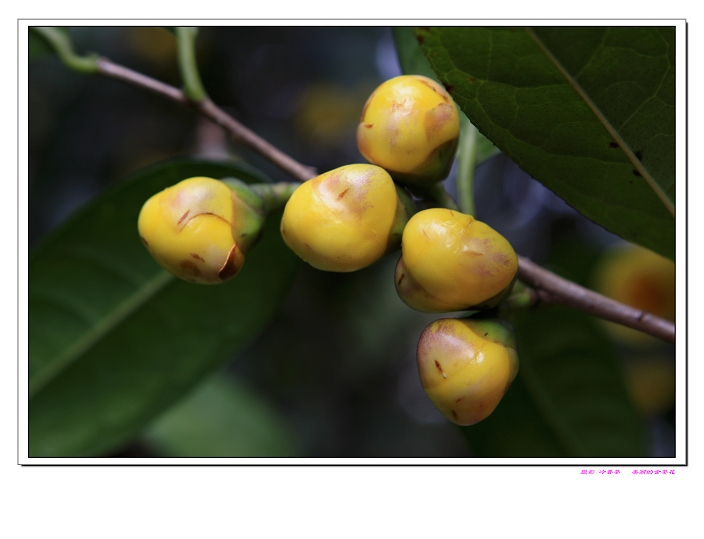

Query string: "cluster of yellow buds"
[137, 75, 520, 426]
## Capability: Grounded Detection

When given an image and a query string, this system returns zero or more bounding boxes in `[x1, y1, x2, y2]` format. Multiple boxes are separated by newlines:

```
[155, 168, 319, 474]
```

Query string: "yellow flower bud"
[396, 208, 517, 312]
[591, 244, 675, 345]
[417, 317, 519, 426]
[138, 176, 264, 284]
[622, 356, 675, 416]
[357, 75, 460, 186]
[280, 164, 412, 272]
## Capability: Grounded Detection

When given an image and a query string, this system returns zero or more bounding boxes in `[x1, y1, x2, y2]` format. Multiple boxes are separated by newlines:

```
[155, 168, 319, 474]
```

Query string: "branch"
[94, 57, 317, 183]
[517, 256, 675, 344]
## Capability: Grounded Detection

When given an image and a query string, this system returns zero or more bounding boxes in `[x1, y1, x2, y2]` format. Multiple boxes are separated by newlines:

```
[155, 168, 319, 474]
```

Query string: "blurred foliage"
[144, 372, 302, 457]
[28, 26, 676, 458]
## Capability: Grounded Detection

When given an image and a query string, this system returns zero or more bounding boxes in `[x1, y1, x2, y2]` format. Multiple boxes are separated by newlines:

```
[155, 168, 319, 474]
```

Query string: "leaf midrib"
[29, 269, 174, 398]
[524, 26, 675, 217]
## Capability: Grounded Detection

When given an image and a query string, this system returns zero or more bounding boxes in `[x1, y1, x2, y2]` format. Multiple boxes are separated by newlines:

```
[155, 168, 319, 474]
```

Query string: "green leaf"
[392, 27, 499, 166]
[517, 306, 646, 457]
[393, 27, 438, 80]
[460, 367, 569, 457]
[463, 306, 647, 457]
[29, 158, 299, 457]
[417, 27, 675, 260]
[144, 373, 301, 457]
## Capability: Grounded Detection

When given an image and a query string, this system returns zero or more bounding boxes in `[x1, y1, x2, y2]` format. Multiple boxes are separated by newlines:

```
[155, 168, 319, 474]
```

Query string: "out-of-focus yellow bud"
[138, 176, 265, 284]
[357, 75, 460, 186]
[125, 27, 177, 68]
[417, 316, 519, 426]
[623, 356, 675, 417]
[592, 244, 675, 345]
[395, 208, 518, 312]
[280, 164, 413, 272]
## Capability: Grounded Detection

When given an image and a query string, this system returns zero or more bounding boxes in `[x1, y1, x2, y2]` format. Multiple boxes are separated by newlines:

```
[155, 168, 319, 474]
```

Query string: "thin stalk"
[31, 27, 98, 73]
[412, 183, 459, 211]
[175, 27, 207, 103]
[456, 117, 478, 216]
[250, 182, 300, 215]
[499, 282, 535, 315]
[93, 57, 317, 182]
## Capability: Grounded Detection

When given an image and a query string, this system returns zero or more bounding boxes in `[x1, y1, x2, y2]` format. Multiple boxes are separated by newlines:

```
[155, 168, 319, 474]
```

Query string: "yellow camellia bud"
[138, 176, 265, 284]
[357, 75, 460, 186]
[592, 244, 675, 345]
[280, 164, 413, 272]
[395, 208, 518, 312]
[417, 316, 519, 426]
[623, 356, 675, 417]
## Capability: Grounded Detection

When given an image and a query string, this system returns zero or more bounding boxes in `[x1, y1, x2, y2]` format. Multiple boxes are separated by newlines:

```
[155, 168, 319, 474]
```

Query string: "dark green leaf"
[144, 373, 301, 457]
[417, 27, 675, 259]
[461, 367, 569, 457]
[29, 158, 299, 457]
[393, 27, 499, 166]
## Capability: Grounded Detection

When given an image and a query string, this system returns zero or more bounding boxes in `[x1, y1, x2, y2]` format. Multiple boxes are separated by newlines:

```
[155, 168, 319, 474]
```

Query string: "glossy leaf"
[417, 27, 675, 260]
[144, 373, 301, 457]
[461, 367, 568, 457]
[392, 27, 499, 166]
[29, 158, 299, 457]
[463, 306, 647, 457]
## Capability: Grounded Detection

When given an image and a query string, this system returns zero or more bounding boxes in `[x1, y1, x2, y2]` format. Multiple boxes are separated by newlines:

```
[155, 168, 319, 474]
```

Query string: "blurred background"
[28, 27, 676, 458]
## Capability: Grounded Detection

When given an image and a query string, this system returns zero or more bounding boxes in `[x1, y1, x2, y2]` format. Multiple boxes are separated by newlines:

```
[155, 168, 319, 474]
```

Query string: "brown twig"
[93, 55, 674, 344]
[95, 57, 317, 183]
[518, 256, 675, 344]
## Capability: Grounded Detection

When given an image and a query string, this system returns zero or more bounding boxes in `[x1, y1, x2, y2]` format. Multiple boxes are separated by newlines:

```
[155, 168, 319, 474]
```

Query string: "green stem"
[456, 115, 478, 216]
[175, 27, 207, 103]
[31, 27, 98, 74]
[414, 183, 459, 211]
[250, 182, 299, 215]
[498, 281, 535, 319]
